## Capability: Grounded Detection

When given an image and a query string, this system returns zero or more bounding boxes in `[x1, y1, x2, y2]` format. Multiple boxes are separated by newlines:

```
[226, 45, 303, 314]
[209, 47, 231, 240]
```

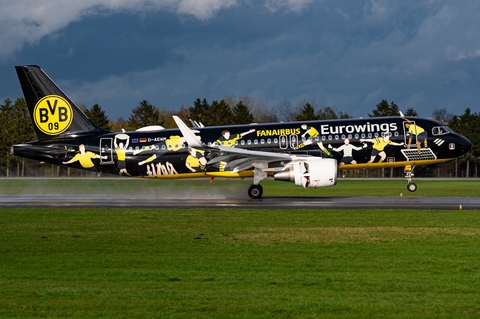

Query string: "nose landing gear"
[404, 165, 417, 192]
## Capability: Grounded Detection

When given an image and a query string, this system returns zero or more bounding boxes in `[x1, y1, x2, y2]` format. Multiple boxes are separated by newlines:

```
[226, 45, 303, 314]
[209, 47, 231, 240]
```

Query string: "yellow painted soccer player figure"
[403, 118, 427, 154]
[296, 124, 331, 156]
[216, 129, 255, 147]
[361, 132, 404, 163]
[216, 128, 255, 171]
[114, 133, 131, 176]
[63, 144, 106, 169]
[185, 148, 207, 172]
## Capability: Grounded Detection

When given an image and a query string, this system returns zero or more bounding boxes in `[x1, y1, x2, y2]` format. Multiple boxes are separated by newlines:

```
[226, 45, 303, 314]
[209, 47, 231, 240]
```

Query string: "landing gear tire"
[248, 184, 263, 199]
[407, 182, 417, 192]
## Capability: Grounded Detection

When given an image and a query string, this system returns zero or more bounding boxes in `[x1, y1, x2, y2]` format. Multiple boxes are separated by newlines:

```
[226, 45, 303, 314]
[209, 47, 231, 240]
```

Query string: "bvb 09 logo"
[34, 95, 73, 135]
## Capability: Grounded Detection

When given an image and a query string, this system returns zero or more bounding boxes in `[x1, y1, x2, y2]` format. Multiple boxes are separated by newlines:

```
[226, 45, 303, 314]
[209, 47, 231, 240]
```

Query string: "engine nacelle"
[273, 158, 337, 188]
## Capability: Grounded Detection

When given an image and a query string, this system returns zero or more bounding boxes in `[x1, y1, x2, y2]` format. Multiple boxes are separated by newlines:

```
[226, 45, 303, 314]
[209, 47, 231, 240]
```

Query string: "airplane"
[11, 65, 472, 199]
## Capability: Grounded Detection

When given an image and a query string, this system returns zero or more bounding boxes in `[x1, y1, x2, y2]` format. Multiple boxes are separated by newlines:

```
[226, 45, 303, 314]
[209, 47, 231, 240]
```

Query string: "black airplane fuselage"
[12, 116, 471, 178]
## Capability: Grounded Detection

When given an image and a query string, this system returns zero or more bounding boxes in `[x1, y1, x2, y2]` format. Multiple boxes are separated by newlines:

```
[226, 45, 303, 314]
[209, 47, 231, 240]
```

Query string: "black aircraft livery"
[11, 65, 472, 198]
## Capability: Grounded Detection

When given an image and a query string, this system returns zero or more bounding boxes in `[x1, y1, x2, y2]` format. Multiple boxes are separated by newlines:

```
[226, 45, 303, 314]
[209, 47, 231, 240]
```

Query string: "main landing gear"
[404, 165, 417, 192]
[248, 165, 267, 199]
[248, 184, 263, 199]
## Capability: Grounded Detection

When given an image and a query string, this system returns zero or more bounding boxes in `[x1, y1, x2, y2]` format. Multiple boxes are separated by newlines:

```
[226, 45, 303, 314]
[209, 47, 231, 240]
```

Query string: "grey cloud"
[1, 0, 313, 62]
[4, 0, 480, 120]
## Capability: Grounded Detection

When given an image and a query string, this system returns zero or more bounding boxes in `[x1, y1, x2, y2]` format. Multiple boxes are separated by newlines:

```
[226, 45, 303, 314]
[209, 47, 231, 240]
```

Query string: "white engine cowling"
[273, 158, 337, 188]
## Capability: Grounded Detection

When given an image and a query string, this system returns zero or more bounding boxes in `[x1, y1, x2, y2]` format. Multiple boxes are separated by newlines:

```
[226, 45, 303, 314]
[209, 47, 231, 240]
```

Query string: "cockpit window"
[432, 126, 453, 136]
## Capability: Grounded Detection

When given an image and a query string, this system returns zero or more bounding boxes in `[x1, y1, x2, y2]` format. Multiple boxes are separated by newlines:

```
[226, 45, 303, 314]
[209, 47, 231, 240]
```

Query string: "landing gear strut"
[404, 165, 417, 192]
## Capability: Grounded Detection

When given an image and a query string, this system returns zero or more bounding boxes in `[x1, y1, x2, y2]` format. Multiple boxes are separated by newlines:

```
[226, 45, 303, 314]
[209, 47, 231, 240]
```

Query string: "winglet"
[173, 116, 204, 148]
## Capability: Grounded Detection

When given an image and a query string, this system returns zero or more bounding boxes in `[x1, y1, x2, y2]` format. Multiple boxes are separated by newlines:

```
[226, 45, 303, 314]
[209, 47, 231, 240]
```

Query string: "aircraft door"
[278, 134, 300, 149]
[290, 134, 299, 149]
[279, 135, 288, 149]
[100, 138, 114, 164]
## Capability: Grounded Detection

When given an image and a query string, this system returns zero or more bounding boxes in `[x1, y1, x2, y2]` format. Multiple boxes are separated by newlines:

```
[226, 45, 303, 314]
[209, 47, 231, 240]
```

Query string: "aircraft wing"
[173, 116, 314, 173]
[212, 145, 297, 172]
[215, 145, 292, 160]
[207, 146, 292, 165]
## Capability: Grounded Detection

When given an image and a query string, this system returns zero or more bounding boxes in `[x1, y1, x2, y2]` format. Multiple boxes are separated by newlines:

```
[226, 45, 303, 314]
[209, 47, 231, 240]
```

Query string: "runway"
[1, 194, 479, 210]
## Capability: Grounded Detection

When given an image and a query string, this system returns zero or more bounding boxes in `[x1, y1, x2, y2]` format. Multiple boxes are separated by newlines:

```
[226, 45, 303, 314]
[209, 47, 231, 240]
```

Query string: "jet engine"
[273, 158, 337, 188]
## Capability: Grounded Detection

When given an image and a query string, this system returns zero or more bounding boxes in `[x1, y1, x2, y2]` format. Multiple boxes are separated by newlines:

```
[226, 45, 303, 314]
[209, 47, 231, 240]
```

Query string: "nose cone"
[459, 135, 472, 155]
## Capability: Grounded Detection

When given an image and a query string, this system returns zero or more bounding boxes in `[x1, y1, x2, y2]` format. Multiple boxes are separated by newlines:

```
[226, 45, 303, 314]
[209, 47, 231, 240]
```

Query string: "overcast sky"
[1, 0, 480, 120]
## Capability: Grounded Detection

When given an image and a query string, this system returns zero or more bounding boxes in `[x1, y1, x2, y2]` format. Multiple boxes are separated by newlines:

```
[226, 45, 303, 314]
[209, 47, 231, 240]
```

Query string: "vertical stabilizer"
[15, 65, 105, 141]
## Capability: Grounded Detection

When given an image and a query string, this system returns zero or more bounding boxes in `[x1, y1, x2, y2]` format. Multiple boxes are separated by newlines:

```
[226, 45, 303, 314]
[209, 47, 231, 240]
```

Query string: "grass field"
[1, 178, 480, 318]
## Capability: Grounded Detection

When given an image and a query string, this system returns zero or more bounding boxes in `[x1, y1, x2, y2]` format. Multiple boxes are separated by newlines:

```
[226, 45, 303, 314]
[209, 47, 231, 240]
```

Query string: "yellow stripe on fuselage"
[141, 170, 256, 179]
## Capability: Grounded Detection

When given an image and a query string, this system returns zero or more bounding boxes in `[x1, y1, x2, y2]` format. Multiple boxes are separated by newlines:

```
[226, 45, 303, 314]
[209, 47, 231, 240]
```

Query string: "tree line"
[0, 96, 478, 177]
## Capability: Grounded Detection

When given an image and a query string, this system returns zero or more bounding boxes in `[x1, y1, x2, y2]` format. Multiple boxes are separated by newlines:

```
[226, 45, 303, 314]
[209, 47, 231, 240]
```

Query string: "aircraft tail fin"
[15, 65, 105, 141]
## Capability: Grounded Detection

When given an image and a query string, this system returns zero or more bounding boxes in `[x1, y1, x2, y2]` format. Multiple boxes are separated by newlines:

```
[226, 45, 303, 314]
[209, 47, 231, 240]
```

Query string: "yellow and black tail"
[15, 65, 105, 141]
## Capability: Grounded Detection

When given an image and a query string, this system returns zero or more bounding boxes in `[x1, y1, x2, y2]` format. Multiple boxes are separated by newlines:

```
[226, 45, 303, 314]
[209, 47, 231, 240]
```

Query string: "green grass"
[1, 178, 480, 318]
[1, 207, 480, 318]
[0, 177, 479, 197]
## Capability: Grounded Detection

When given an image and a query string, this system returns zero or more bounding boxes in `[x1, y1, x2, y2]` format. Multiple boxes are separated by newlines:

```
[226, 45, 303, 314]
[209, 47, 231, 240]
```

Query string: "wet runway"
[1, 194, 479, 210]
